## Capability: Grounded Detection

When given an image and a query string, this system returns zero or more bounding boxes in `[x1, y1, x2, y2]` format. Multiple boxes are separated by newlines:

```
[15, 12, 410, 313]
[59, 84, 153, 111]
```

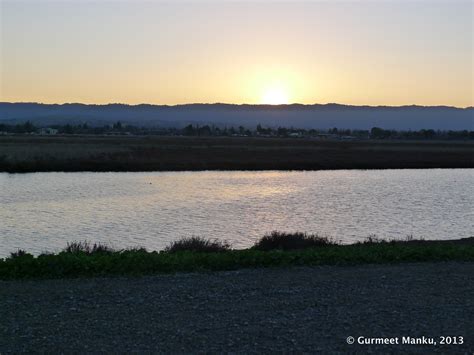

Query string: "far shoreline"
[1, 135, 473, 173]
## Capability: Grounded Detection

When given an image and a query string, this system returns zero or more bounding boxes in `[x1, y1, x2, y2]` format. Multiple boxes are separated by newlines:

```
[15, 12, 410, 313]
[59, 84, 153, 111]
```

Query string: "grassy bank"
[2, 234, 473, 280]
[1, 135, 473, 172]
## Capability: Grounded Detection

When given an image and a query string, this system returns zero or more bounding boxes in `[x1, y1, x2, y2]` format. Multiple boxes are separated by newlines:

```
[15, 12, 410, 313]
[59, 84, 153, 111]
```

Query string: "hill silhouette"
[0, 102, 472, 130]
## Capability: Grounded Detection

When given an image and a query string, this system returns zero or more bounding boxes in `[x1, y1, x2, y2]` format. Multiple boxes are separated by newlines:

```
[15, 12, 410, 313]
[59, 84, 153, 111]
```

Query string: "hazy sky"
[1, 0, 472, 106]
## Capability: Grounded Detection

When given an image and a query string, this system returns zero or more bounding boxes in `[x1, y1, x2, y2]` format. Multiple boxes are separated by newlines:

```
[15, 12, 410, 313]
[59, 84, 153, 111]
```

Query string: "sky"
[1, 0, 472, 107]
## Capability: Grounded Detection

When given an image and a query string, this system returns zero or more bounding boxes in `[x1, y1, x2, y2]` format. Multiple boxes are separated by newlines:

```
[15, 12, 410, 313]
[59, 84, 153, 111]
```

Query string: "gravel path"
[1, 262, 473, 353]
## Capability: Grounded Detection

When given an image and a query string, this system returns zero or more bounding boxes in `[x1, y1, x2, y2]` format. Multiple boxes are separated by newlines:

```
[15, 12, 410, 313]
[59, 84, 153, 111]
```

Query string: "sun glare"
[261, 86, 289, 105]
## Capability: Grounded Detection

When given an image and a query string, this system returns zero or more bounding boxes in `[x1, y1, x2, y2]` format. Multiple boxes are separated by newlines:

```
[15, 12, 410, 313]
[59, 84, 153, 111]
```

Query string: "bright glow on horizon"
[1, 1, 472, 107]
[261, 85, 289, 105]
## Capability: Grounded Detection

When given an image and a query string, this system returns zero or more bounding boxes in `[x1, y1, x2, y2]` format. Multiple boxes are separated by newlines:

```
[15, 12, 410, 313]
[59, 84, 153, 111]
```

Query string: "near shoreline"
[2, 235, 473, 280]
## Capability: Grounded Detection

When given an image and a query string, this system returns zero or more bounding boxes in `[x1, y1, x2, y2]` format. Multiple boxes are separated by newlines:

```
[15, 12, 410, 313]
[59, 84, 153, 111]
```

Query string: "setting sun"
[261, 86, 289, 105]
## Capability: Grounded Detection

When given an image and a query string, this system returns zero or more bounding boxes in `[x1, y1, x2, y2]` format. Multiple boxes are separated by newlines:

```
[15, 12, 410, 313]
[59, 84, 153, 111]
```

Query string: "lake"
[1, 169, 473, 256]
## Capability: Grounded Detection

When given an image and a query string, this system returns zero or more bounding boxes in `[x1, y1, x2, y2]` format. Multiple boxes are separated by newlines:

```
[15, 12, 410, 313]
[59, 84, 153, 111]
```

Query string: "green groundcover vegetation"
[1, 233, 473, 280]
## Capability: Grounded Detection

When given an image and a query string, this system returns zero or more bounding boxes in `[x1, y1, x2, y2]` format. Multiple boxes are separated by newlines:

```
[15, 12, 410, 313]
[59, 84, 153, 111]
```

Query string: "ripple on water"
[1, 169, 473, 256]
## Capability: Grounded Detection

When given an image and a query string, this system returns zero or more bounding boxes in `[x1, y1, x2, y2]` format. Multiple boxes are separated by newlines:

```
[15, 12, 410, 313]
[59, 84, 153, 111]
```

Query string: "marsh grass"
[9, 249, 28, 258]
[63, 241, 114, 254]
[357, 234, 426, 245]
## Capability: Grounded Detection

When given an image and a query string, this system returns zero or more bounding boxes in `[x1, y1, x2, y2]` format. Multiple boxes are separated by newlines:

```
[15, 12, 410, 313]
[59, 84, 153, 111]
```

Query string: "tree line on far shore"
[1, 121, 473, 140]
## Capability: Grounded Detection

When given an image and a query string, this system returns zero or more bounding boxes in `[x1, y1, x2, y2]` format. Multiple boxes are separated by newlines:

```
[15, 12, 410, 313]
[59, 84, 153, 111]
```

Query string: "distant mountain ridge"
[0, 102, 472, 130]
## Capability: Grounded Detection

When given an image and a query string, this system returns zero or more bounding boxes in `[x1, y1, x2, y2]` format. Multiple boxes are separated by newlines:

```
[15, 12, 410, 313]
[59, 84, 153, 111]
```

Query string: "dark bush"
[164, 237, 231, 253]
[252, 231, 335, 251]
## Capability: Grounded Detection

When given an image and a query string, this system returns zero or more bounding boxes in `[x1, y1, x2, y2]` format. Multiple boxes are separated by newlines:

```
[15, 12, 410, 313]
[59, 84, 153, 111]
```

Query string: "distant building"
[289, 132, 302, 138]
[38, 127, 58, 135]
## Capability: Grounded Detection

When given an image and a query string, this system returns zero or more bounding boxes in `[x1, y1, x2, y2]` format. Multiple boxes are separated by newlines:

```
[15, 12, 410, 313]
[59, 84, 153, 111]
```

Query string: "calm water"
[1, 169, 473, 256]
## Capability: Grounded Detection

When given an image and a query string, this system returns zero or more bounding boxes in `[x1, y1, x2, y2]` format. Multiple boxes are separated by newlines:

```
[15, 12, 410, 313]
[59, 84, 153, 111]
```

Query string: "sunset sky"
[1, 0, 472, 107]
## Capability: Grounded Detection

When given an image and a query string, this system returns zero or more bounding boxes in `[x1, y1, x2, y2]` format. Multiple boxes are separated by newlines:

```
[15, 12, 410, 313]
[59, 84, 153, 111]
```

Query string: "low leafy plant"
[164, 237, 231, 253]
[252, 231, 336, 251]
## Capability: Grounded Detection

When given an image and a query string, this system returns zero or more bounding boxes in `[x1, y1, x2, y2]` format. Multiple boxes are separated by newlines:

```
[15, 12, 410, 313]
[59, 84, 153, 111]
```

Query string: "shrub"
[252, 231, 335, 251]
[62, 241, 114, 254]
[164, 237, 231, 253]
